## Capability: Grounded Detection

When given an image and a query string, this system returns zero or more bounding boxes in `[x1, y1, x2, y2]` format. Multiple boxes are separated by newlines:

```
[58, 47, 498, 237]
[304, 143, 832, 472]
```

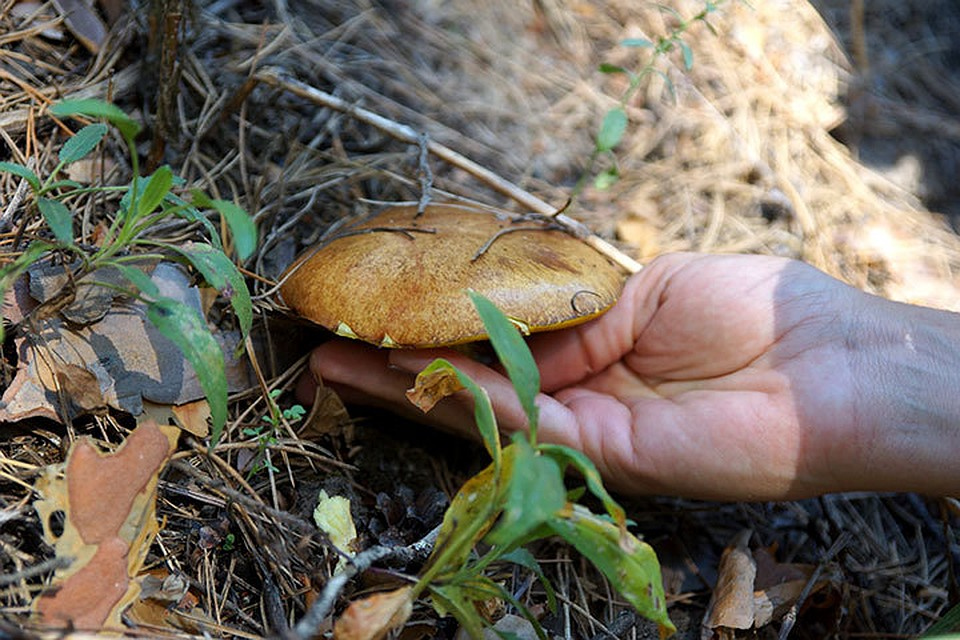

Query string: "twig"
[0, 171, 31, 232]
[253, 68, 643, 274]
[778, 531, 850, 640]
[289, 524, 440, 640]
[290, 545, 397, 640]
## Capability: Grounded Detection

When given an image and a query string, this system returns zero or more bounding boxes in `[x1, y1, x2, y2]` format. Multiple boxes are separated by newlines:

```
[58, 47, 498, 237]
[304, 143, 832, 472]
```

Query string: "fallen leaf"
[702, 529, 756, 635]
[406, 366, 464, 413]
[52, 361, 107, 414]
[334, 586, 414, 640]
[314, 489, 357, 573]
[10, 2, 65, 40]
[0, 262, 251, 424]
[298, 376, 351, 438]
[32, 420, 179, 630]
[51, 0, 107, 53]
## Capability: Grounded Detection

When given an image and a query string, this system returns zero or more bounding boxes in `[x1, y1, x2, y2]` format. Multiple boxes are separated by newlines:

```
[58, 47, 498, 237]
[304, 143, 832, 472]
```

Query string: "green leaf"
[210, 199, 257, 261]
[189, 188, 213, 209]
[469, 576, 550, 640]
[44, 179, 84, 191]
[50, 99, 141, 142]
[679, 40, 694, 70]
[596, 107, 628, 152]
[167, 241, 253, 338]
[621, 37, 653, 48]
[138, 165, 174, 218]
[113, 263, 160, 298]
[162, 192, 222, 250]
[37, 198, 74, 245]
[548, 505, 674, 635]
[539, 443, 626, 528]
[498, 548, 557, 613]
[0, 241, 53, 343]
[146, 297, 227, 445]
[593, 166, 620, 190]
[425, 446, 515, 576]
[59, 123, 108, 165]
[598, 62, 627, 74]
[0, 161, 40, 191]
[429, 583, 488, 639]
[468, 291, 540, 434]
[486, 437, 565, 546]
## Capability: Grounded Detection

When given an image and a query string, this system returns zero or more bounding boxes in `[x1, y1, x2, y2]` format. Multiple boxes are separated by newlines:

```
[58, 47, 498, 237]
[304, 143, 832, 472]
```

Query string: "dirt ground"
[2, 0, 960, 638]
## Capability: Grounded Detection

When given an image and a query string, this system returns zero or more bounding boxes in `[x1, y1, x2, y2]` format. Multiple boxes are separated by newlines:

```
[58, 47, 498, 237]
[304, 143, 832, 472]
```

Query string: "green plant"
[243, 389, 305, 475]
[0, 99, 257, 446]
[579, 1, 724, 193]
[335, 292, 675, 639]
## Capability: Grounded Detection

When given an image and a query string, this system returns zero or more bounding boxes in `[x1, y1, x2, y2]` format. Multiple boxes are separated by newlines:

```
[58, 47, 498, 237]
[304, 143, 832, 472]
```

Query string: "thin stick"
[254, 68, 642, 274]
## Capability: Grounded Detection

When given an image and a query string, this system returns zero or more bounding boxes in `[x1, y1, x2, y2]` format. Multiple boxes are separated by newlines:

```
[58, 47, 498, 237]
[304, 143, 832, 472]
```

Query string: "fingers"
[528, 253, 714, 390]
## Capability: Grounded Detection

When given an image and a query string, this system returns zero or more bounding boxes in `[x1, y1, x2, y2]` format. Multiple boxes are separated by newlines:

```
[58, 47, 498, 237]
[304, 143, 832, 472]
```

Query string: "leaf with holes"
[548, 505, 675, 637]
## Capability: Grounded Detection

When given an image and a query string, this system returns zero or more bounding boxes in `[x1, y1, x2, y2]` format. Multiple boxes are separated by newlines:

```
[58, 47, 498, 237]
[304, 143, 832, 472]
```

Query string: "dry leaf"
[10, 2, 65, 39]
[314, 489, 357, 573]
[405, 367, 464, 413]
[334, 586, 414, 640]
[702, 529, 756, 636]
[32, 420, 179, 630]
[298, 377, 351, 438]
[51, 0, 107, 53]
[52, 362, 107, 414]
[0, 263, 250, 423]
[65, 156, 118, 184]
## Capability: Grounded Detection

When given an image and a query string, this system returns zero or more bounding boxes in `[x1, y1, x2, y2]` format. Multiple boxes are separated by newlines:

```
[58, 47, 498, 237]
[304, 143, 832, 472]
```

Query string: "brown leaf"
[702, 529, 756, 634]
[51, 0, 107, 53]
[0, 263, 251, 424]
[334, 586, 414, 640]
[32, 420, 179, 630]
[298, 378, 351, 438]
[53, 362, 107, 414]
[405, 367, 464, 413]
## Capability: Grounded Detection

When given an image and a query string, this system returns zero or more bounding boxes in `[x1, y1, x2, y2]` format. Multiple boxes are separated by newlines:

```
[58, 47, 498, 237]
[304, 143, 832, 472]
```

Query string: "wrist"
[850, 294, 960, 495]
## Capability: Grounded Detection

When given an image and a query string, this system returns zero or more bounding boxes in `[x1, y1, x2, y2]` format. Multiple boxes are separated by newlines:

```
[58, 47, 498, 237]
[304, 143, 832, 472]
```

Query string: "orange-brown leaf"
[405, 366, 463, 413]
[334, 586, 414, 640]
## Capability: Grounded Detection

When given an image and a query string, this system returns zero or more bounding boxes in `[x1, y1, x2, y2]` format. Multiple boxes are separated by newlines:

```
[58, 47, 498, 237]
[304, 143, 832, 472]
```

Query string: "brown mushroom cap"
[279, 204, 626, 348]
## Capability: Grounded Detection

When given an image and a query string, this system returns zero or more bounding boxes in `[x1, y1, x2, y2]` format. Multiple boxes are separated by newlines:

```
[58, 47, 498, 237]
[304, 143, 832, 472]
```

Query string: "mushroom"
[279, 203, 626, 348]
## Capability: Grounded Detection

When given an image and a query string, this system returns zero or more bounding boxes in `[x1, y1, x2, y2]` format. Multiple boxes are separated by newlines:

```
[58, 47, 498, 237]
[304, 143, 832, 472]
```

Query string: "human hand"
[298, 253, 960, 500]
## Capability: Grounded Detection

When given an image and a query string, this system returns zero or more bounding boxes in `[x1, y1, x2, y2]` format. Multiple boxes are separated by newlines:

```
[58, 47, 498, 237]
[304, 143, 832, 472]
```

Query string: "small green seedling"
[0, 99, 257, 445]
[243, 389, 306, 476]
[578, 0, 725, 193]
[334, 292, 675, 639]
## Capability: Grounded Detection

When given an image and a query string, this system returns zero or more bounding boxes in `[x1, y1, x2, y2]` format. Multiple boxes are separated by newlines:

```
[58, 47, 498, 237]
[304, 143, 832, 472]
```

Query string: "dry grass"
[1, 0, 959, 637]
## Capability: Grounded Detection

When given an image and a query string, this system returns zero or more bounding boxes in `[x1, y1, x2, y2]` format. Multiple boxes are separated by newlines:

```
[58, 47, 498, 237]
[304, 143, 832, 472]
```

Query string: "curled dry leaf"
[405, 366, 464, 413]
[333, 585, 414, 640]
[31, 420, 179, 630]
[702, 529, 756, 634]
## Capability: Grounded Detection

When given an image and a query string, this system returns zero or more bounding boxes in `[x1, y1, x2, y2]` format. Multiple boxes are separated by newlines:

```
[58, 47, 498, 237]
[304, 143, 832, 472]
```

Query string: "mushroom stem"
[255, 68, 643, 275]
